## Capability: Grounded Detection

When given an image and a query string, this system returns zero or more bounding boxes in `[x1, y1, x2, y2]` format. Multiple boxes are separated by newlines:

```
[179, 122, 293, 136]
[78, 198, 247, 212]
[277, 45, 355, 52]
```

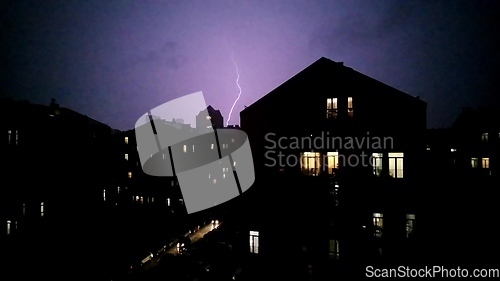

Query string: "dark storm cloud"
[122, 40, 188, 71]
[308, 0, 499, 128]
[2, 0, 499, 130]
[309, 1, 418, 55]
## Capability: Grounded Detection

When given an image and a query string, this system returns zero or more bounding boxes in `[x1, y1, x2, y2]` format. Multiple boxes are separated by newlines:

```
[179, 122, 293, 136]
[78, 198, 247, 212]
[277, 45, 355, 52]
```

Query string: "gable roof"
[241, 57, 425, 114]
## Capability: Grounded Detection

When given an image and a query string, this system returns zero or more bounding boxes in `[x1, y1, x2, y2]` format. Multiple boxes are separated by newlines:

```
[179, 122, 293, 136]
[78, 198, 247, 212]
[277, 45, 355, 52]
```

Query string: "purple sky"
[2, 0, 499, 130]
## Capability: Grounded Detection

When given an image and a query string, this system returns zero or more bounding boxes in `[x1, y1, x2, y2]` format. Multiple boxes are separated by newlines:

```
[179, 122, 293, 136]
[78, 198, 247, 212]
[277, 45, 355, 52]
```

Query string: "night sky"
[1, 1, 499, 131]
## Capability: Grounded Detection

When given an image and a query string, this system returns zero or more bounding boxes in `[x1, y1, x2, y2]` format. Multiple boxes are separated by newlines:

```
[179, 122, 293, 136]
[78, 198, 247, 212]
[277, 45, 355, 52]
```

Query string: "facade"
[0, 97, 121, 277]
[0, 99, 223, 277]
[426, 106, 499, 179]
[236, 57, 427, 278]
[196, 105, 224, 132]
[423, 107, 500, 266]
[1, 60, 497, 278]
[112, 127, 184, 213]
[125, 105, 246, 217]
[0, 97, 114, 238]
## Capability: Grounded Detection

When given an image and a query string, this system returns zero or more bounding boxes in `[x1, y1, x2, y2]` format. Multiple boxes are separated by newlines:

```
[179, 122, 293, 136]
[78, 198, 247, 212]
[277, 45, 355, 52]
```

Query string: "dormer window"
[8, 130, 19, 145]
[326, 98, 338, 119]
[347, 97, 353, 118]
[481, 133, 488, 143]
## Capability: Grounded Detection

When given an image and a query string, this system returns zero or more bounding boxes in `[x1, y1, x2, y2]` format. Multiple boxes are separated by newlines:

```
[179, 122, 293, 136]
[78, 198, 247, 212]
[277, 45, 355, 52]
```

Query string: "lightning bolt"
[226, 52, 242, 127]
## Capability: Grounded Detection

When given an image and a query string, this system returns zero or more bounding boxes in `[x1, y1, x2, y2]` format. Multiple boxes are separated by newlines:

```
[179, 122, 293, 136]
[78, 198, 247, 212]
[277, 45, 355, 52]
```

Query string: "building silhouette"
[116, 104, 245, 216]
[426, 106, 499, 178]
[234, 57, 427, 278]
[1, 58, 498, 279]
[0, 97, 117, 277]
[0, 97, 114, 228]
[196, 105, 223, 132]
[423, 106, 500, 266]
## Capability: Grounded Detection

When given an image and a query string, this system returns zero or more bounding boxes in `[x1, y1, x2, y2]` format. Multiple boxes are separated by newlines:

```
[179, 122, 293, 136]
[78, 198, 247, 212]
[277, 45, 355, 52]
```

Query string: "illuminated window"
[211, 143, 214, 150]
[451, 148, 457, 152]
[372, 153, 383, 177]
[8, 130, 19, 145]
[481, 133, 488, 143]
[213, 179, 217, 184]
[41, 202, 44, 217]
[326, 152, 339, 174]
[125, 154, 129, 161]
[426, 145, 430, 151]
[103, 189, 106, 201]
[192, 145, 195, 153]
[167, 198, 170, 206]
[124, 137, 129, 144]
[183, 145, 187, 153]
[128, 172, 132, 179]
[329, 240, 340, 260]
[326, 98, 338, 119]
[373, 213, 383, 237]
[301, 152, 321, 176]
[482, 158, 490, 169]
[388, 152, 404, 178]
[206, 115, 211, 120]
[347, 97, 353, 118]
[406, 214, 416, 238]
[250, 231, 259, 254]
[471, 157, 479, 168]
[6, 221, 11, 235]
